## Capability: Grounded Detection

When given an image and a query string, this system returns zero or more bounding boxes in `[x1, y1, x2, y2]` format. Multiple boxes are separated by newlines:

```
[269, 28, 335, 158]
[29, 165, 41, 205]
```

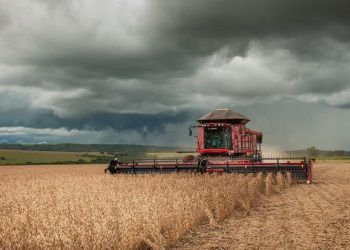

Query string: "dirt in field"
[173, 163, 350, 250]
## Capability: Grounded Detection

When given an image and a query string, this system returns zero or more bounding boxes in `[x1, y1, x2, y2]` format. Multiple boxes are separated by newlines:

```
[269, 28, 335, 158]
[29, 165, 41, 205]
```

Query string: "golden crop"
[0, 165, 291, 249]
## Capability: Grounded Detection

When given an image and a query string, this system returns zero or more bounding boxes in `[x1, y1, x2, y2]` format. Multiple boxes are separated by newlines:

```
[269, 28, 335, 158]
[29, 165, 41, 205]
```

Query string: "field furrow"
[173, 163, 350, 249]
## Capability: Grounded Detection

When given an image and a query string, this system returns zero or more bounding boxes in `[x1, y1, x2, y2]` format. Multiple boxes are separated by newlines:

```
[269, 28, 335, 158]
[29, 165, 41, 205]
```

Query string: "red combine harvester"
[111, 109, 313, 183]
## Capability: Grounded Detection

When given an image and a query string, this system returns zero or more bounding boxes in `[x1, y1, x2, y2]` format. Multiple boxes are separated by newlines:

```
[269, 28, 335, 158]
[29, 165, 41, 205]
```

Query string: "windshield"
[204, 127, 232, 149]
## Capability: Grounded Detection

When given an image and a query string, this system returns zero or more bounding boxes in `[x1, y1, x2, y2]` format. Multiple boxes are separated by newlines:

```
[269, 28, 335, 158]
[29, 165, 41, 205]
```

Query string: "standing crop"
[0, 165, 291, 249]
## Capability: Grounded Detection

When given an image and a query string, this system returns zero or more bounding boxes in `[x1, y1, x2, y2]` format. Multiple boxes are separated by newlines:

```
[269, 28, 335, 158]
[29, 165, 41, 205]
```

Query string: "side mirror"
[189, 127, 192, 136]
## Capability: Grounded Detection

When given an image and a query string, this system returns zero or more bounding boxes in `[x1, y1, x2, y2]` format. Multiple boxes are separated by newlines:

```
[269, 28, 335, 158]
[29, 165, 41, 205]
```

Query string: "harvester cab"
[194, 109, 262, 158]
[106, 109, 312, 184]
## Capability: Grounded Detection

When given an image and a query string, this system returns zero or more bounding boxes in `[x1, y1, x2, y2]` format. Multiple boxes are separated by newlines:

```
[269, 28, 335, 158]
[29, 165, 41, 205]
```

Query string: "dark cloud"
[151, 0, 350, 39]
[0, 108, 189, 133]
[2, 0, 349, 80]
[0, 0, 350, 147]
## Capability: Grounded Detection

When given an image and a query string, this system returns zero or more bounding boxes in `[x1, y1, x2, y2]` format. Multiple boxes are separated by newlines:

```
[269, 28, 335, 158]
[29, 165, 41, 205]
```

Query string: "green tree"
[307, 146, 318, 157]
[334, 150, 345, 156]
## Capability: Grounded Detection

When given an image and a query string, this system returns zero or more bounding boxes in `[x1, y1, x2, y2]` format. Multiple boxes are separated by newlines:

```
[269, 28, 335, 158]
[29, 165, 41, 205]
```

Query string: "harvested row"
[0, 165, 291, 249]
[173, 163, 350, 249]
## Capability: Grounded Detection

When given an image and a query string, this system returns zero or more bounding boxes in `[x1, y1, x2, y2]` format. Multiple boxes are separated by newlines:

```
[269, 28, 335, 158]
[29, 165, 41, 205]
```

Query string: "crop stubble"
[173, 163, 350, 249]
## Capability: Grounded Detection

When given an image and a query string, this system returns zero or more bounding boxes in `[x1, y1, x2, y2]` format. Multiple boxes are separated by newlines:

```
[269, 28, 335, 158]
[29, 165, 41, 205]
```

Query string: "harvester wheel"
[197, 159, 207, 174]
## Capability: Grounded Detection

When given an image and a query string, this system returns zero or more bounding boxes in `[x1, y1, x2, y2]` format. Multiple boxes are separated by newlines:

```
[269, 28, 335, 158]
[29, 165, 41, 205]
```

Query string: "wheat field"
[0, 165, 291, 249]
[173, 163, 350, 249]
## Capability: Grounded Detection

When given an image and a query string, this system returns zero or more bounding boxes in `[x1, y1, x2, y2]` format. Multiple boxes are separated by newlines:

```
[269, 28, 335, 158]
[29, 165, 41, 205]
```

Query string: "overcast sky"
[0, 0, 350, 150]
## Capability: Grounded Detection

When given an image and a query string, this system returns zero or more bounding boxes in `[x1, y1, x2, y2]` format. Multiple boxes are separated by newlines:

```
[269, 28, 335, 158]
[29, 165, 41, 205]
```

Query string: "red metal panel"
[252, 135, 257, 151]
[197, 148, 229, 154]
[243, 135, 247, 151]
[197, 126, 204, 151]
[231, 125, 235, 152]
[232, 125, 239, 152]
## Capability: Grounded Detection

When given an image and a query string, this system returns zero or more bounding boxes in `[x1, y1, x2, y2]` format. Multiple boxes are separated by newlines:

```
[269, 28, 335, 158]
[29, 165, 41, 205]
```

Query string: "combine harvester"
[110, 109, 312, 183]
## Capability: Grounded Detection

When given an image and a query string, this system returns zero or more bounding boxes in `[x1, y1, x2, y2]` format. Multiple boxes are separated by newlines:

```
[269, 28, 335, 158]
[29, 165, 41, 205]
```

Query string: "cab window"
[204, 127, 232, 149]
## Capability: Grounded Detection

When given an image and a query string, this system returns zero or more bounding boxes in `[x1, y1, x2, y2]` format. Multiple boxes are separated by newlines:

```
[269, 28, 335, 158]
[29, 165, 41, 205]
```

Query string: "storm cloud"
[0, 0, 350, 148]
